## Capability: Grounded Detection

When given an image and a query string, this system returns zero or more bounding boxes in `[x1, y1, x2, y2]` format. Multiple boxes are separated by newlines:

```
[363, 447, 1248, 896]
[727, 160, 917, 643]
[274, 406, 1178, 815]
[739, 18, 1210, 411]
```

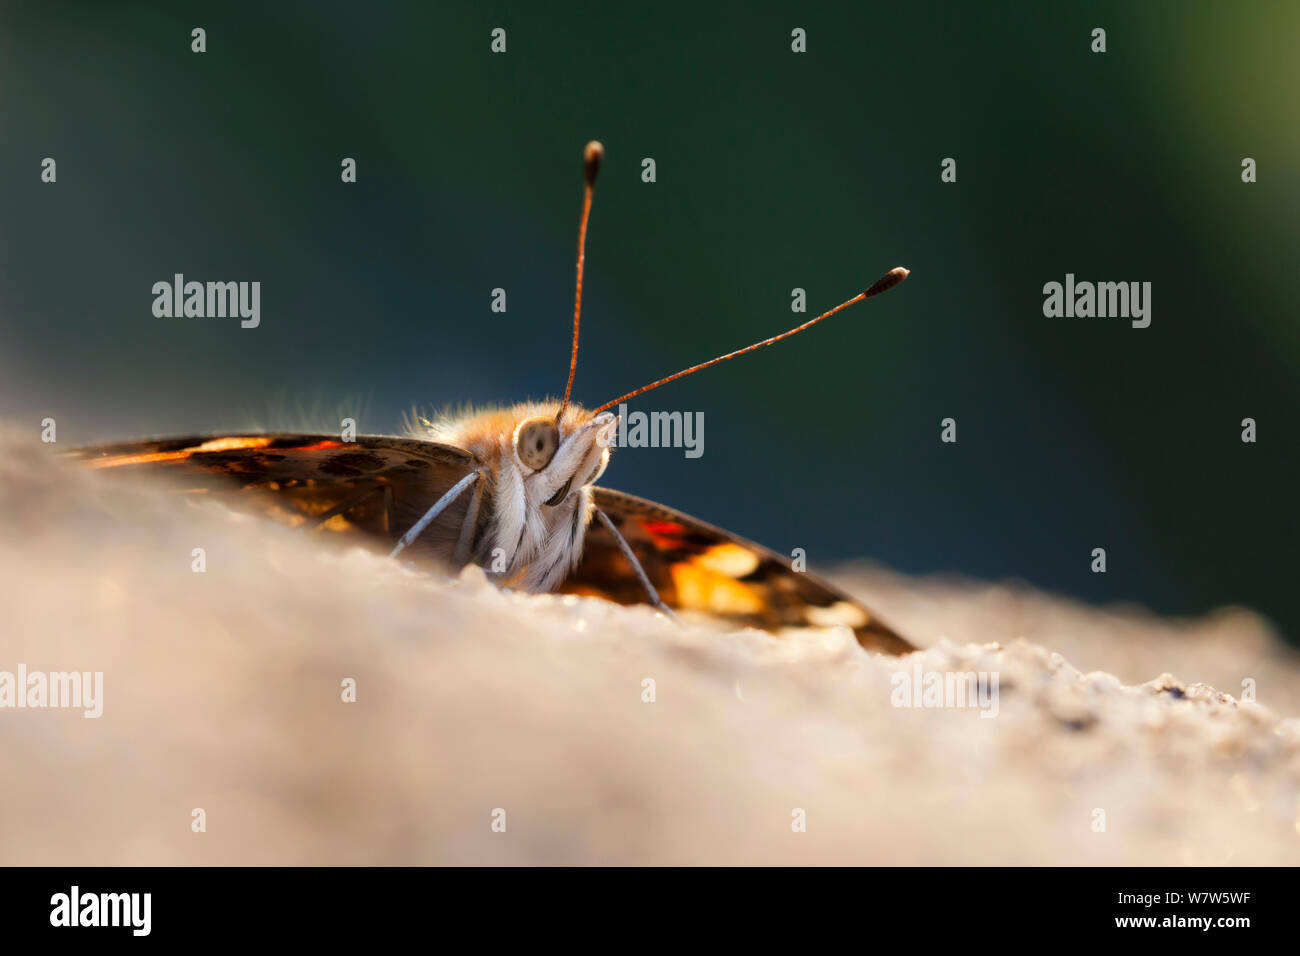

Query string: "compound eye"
[515, 417, 559, 470]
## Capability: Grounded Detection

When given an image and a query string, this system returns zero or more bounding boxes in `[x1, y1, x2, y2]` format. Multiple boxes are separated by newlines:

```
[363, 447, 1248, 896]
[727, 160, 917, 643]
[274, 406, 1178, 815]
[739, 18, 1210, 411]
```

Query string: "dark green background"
[2, 1, 1296, 640]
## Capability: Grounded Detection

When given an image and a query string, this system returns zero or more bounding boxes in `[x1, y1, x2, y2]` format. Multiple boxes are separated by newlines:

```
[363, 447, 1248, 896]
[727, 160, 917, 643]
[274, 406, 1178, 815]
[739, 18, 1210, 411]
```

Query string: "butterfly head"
[436, 401, 615, 507]
[427, 401, 614, 591]
[510, 404, 616, 508]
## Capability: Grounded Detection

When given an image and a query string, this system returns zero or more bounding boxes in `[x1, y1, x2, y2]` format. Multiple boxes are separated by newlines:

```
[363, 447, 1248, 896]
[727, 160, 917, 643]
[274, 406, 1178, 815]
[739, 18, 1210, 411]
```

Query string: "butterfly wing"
[74, 434, 482, 565]
[564, 487, 914, 654]
[74, 436, 911, 652]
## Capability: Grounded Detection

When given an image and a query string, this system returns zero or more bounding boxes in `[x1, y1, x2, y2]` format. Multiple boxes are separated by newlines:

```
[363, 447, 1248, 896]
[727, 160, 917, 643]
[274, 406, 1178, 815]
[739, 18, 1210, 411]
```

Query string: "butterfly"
[74, 141, 914, 655]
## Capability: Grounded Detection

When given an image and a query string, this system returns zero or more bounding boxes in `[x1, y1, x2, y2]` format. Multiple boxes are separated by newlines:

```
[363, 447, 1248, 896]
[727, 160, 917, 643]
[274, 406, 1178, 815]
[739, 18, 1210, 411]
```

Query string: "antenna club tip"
[584, 141, 604, 185]
[864, 266, 910, 298]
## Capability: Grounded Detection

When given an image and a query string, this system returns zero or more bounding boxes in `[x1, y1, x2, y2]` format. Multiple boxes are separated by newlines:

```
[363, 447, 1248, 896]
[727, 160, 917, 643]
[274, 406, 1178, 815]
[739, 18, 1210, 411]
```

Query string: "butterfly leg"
[389, 471, 480, 559]
[593, 507, 681, 624]
[453, 469, 486, 568]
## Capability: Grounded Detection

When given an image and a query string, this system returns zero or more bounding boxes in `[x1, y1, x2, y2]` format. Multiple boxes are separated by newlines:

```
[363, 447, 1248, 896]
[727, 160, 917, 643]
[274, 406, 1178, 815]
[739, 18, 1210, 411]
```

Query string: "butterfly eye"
[514, 417, 560, 470]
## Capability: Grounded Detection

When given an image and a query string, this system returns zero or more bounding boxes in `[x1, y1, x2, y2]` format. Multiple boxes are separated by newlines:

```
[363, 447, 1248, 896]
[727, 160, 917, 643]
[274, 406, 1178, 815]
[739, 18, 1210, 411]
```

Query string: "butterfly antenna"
[591, 266, 910, 415]
[556, 140, 604, 424]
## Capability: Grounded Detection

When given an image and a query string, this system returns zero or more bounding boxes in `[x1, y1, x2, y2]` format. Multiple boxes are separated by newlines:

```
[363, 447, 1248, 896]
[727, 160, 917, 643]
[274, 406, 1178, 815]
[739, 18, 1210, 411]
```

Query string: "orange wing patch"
[294, 440, 345, 451]
[692, 542, 760, 578]
[83, 436, 275, 469]
[668, 543, 766, 614]
[669, 560, 766, 615]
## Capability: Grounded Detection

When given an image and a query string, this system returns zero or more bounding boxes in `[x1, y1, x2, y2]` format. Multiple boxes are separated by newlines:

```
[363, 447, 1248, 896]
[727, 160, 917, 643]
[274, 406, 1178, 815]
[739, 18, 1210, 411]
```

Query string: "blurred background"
[1, 0, 1295, 642]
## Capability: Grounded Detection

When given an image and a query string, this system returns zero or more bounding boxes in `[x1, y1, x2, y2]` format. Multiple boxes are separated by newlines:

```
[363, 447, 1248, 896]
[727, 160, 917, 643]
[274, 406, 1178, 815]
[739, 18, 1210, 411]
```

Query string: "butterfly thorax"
[422, 402, 615, 592]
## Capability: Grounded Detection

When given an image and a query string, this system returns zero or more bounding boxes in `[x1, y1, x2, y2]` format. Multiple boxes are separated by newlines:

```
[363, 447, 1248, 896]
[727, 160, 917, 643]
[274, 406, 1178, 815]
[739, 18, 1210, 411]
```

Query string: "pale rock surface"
[1, 431, 1297, 864]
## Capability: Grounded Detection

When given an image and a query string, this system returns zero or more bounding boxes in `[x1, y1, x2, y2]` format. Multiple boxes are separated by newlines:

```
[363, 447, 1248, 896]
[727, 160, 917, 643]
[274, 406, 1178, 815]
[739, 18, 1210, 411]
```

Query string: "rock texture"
[2, 431, 1297, 864]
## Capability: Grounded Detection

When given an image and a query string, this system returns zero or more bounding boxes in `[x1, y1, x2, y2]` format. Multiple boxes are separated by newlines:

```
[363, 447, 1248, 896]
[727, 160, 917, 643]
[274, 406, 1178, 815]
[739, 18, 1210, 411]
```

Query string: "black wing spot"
[319, 458, 362, 477]
[327, 452, 386, 472]
[193, 451, 271, 475]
